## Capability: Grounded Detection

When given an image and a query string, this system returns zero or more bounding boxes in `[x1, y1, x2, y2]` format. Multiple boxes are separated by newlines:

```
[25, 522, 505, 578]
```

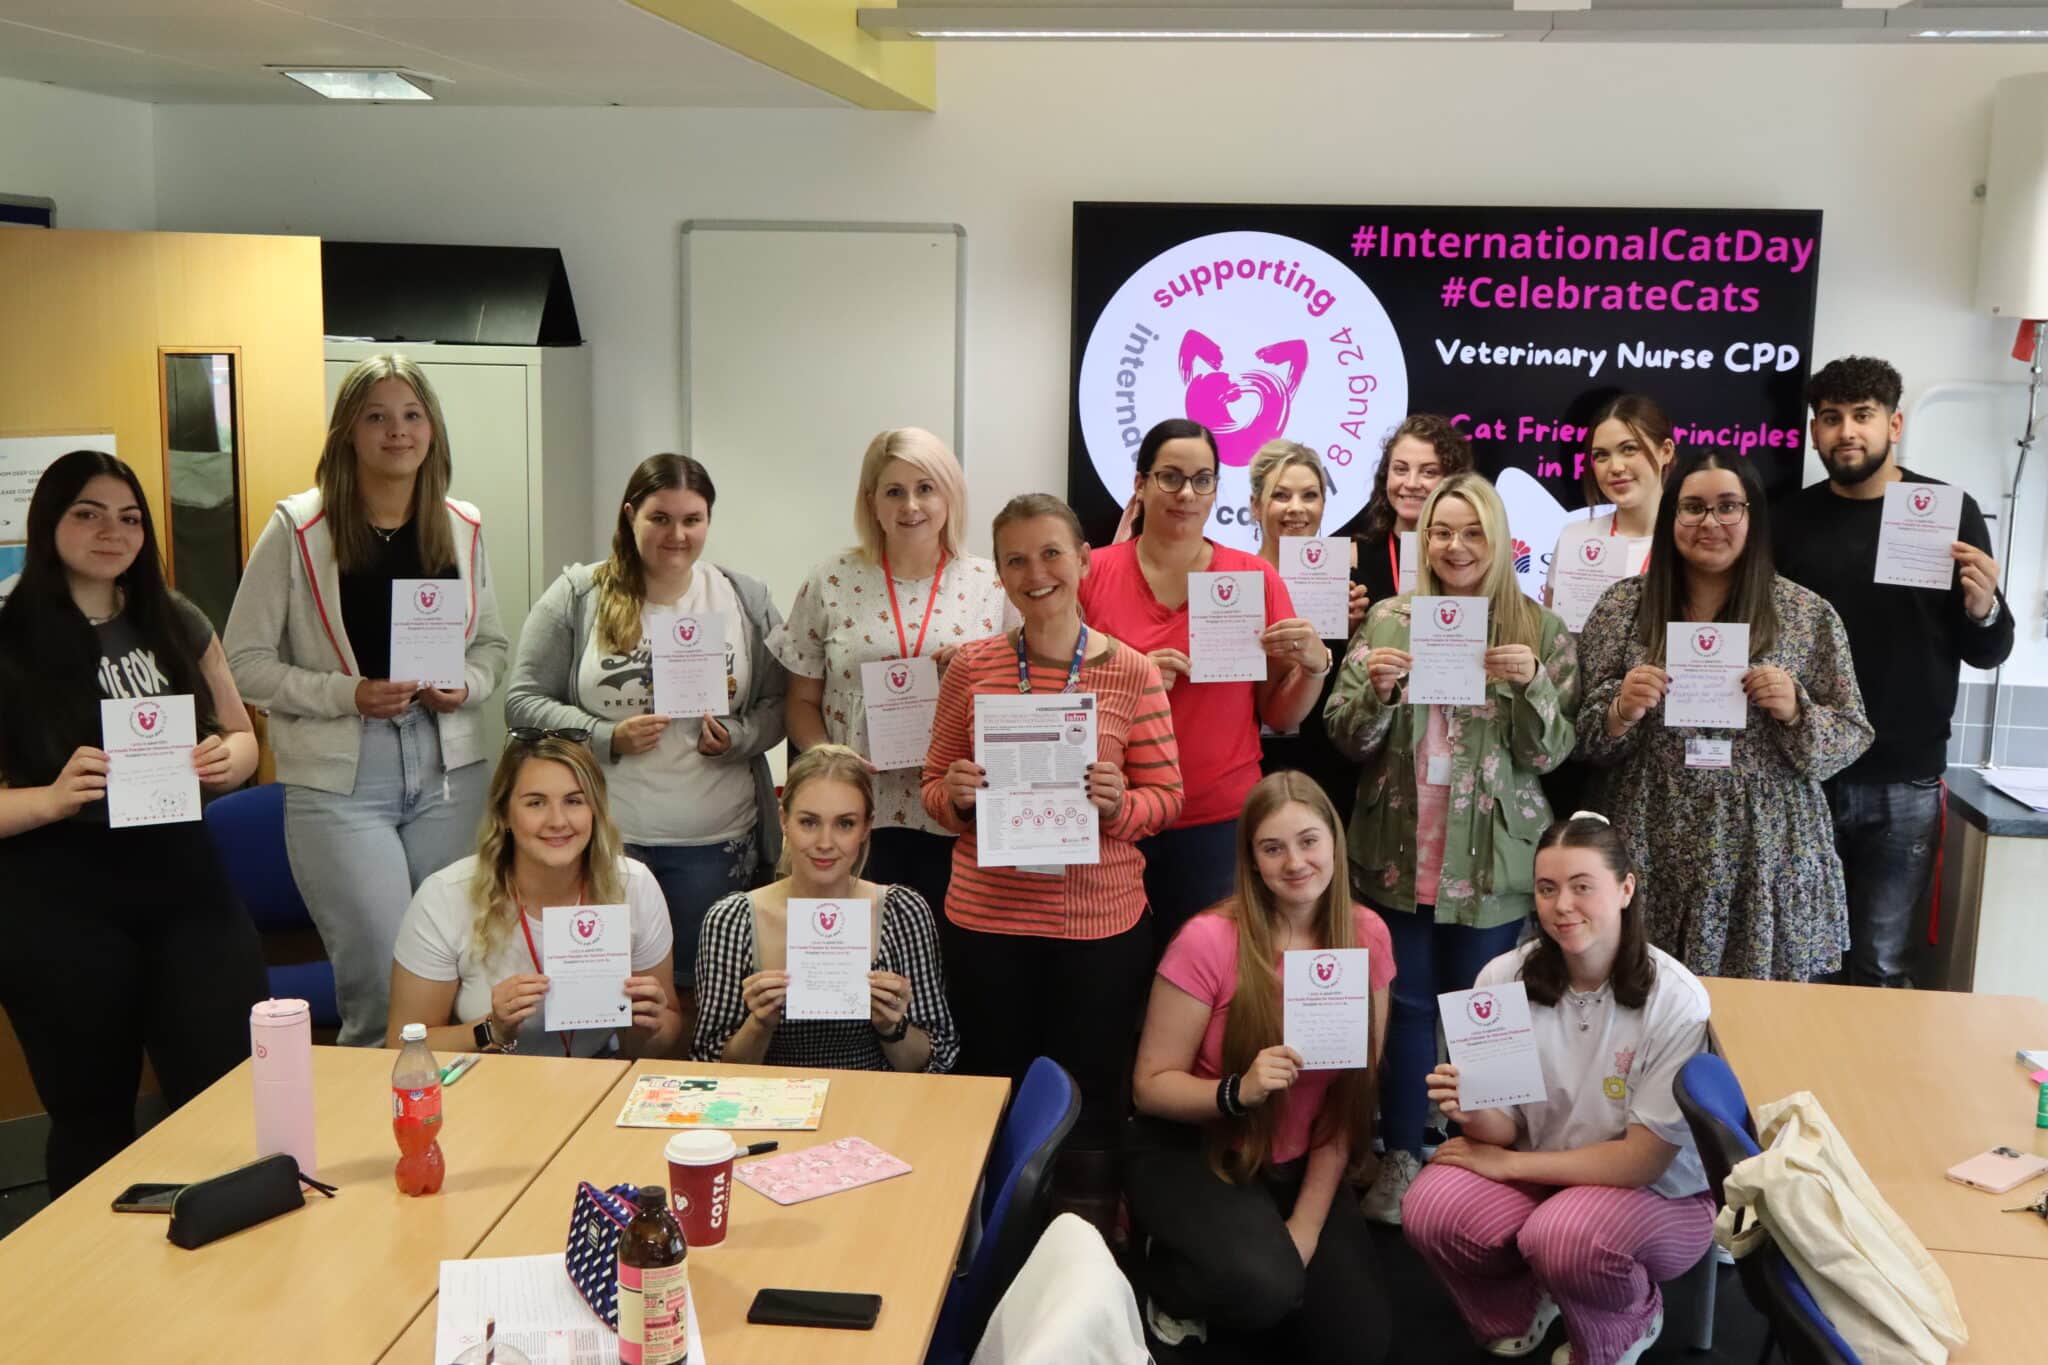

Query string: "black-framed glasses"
[1146, 468, 1218, 495]
[504, 726, 591, 748]
[1674, 500, 1750, 527]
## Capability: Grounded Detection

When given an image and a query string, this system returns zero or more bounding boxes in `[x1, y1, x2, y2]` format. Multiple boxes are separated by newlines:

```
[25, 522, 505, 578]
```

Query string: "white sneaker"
[1361, 1149, 1422, 1225]
[1144, 1294, 1208, 1347]
[1484, 1294, 1558, 1357]
[1550, 1308, 1662, 1365]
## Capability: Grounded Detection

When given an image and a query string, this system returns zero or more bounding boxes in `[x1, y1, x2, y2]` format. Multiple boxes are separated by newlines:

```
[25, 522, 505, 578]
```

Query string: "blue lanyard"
[1016, 624, 1088, 694]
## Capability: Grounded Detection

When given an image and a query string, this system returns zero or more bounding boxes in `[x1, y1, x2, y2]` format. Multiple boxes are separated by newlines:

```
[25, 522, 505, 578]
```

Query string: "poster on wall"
[1069, 203, 1821, 599]
[0, 433, 115, 606]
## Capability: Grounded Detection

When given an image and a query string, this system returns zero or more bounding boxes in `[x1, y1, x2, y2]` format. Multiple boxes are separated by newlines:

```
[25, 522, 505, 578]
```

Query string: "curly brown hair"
[1359, 414, 1472, 543]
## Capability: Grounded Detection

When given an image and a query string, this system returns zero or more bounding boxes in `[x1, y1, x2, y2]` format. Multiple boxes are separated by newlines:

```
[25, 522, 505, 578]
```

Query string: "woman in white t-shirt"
[1545, 395, 1675, 631]
[1401, 812, 1713, 1365]
[386, 734, 681, 1059]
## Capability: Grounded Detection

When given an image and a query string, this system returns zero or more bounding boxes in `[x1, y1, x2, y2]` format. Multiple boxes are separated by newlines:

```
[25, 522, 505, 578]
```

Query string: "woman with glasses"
[1324, 472, 1579, 1223]
[1078, 419, 1331, 944]
[386, 732, 682, 1059]
[1574, 447, 1872, 982]
[506, 454, 787, 1009]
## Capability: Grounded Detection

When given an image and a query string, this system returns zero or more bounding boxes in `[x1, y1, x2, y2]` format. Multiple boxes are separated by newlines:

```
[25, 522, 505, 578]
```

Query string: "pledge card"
[1439, 982, 1547, 1111]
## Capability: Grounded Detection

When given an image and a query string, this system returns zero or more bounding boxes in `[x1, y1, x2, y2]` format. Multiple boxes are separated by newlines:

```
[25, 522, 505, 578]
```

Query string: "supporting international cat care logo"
[1466, 991, 1499, 1027]
[1690, 627, 1724, 659]
[128, 700, 163, 739]
[414, 584, 441, 614]
[1310, 953, 1342, 989]
[1301, 540, 1327, 569]
[1433, 601, 1464, 631]
[884, 663, 914, 695]
[1580, 538, 1609, 566]
[571, 910, 603, 946]
[1908, 487, 1937, 517]
[1210, 576, 1241, 608]
[813, 903, 843, 937]
[673, 616, 700, 647]
[1077, 230, 1409, 555]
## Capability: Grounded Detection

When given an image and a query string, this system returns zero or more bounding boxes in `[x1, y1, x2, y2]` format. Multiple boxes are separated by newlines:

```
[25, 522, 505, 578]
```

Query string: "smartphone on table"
[746, 1288, 882, 1330]
[110, 1182, 184, 1213]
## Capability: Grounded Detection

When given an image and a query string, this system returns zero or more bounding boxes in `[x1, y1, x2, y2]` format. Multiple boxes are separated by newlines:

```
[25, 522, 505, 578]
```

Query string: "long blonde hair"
[317, 354, 456, 574]
[776, 745, 876, 879]
[1414, 473, 1545, 650]
[1211, 773, 1375, 1184]
[852, 428, 967, 565]
[467, 738, 627, 959]
[593, 453, 718, 656]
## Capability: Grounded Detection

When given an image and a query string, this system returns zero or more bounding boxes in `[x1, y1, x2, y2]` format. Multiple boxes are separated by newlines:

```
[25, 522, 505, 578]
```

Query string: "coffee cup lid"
[666, 1131, 737, 1163]
[250, 998, 310, 1024]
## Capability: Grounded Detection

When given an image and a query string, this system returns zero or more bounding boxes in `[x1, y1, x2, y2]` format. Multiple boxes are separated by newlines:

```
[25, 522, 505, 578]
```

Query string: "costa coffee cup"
[665, 1131, 735, 1247]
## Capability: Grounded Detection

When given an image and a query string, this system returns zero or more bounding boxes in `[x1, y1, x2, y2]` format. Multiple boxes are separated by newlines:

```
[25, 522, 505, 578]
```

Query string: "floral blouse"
[1323, 596, 1580, 929]
[768, 550, 1012, 833]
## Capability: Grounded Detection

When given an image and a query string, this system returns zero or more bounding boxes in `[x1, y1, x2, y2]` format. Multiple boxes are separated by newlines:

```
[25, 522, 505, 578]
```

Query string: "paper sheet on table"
[974, 693, 1100, 868]
[1984, 768, 2048, 813]
[1188, 571, 1267, 683]
[1281, 536, 1349, 640]
[1398, 532, 1419, 595]
[1439, 982, 1547, 1111]
[1663, 622, 1749, 730]
[615, 1075, 829, 1130]
[389, 578, 467, 689]
[101, 695, 201, 829]
[786, 898, 873, 1021]
[1282, 949, 1373, 1071]
[1407, 597, 1487, 705]
[644, 608, 729, 718]
[1551, 536, 1648, 634]
[434, 1253, 704, 1365]
[1875, 482, 1964, 591]
[860, 656, 939, 770]
[542, 903, 632, 1033]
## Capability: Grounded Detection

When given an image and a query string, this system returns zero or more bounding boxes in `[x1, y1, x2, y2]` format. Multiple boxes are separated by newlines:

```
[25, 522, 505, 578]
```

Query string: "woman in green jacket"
[1324, 472, 1579, 1223]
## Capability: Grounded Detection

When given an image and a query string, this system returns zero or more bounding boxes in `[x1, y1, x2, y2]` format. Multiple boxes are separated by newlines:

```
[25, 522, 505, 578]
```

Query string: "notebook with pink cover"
[733, 1136, 913, 1206]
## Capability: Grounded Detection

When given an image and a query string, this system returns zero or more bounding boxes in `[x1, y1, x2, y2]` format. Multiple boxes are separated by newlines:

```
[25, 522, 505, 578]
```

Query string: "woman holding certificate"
[0, 451, 267, 1195]
[505, 454, 787, 1002]
[1403, 814, 1714, 1365]
[1573, 447, 1871, 982]
[387, 733, 680, 1058]
[225, 355, 507, 1047]
[1323, 473, 1579, 1223]
[771, 428, 1011, 922]
[1078, 420, 1327, 942]
[1127, 773, 1392, 1364]
[695, 744, 958, 1073]
[1542, 395, 1674, 631]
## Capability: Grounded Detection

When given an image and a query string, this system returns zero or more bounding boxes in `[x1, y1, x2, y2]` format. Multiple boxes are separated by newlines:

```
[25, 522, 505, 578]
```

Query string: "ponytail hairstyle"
[1208, 772, 1375, 1184]
[1522, 811, 1655, 1010]
[316, 354, 456, 575]
[1129, 419, 1218, 538]
[1580, 392, 1676, 510]
[776, 745, 875, 879]
[592, 453, 717, 656]
[467, 737, 627, 961]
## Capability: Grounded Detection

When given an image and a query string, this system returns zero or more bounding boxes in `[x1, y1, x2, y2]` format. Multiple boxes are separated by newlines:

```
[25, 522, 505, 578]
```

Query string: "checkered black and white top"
[691, 884, 960, 1073]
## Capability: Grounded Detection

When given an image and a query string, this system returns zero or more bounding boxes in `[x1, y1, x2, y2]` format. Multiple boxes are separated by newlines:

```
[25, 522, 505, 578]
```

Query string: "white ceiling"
[0, 0, 849, 107]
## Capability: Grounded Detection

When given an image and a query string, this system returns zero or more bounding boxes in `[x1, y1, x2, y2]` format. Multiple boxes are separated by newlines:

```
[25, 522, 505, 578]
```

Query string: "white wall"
[0, 75, 154, 229]
[144, 42, 2048, 671]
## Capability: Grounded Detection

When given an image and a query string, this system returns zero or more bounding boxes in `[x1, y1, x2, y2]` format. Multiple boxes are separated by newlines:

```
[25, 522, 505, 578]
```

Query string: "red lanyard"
[1387, 533, 1400, 589]
[882, 550, 947, 659]
[517, 889, 583, 1057]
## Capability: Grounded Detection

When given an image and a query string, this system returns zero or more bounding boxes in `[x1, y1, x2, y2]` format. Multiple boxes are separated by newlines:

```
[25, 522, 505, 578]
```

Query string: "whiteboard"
[681, 221, 964, 621]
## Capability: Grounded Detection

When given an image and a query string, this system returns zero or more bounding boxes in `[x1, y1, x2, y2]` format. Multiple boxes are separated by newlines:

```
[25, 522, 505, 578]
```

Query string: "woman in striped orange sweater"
[923, 494, 1185, 1215]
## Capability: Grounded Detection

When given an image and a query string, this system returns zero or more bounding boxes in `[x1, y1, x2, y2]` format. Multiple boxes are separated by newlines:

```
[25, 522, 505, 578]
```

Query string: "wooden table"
[381, 1063, 1010, 1365]
[0, 1047, 625, 1361]
[1937, 1250, 2048, 1361]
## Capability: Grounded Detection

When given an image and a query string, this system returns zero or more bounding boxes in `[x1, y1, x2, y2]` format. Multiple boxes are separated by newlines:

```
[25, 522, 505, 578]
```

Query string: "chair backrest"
[1675, 1054, 1862, 1365]
[202, 784, 312, 933]
[957, 1058, 1081, 1357]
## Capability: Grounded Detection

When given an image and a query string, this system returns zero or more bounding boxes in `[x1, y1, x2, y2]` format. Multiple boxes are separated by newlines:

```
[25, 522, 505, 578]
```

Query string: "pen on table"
[441, 1054, 481, 1086]
[741, 1141, 779, 1157]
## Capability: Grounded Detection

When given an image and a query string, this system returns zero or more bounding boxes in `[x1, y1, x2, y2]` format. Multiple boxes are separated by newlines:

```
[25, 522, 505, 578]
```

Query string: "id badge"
[1424, 754, 1452, 787]
[1685, 737, 1733, 770]
[1017, 864, 1065, 878]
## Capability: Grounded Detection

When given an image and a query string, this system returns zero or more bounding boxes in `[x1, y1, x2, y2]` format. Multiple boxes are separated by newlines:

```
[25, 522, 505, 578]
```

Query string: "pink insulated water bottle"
[251, 998, 317, 1178]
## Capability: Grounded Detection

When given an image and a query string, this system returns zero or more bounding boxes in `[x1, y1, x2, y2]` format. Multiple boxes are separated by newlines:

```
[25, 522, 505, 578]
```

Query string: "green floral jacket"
[1322, 595, 1580, 928]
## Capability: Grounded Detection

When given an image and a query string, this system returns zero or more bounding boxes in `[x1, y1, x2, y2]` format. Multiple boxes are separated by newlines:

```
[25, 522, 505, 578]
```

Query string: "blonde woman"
[386, 733, 681, 1059]
[770, 429, 1011, 918]
[1324, 472, 1579, 1222]
[506, 453, 786, 997]
[226, 354, 507, 1047]
[1129, 773, 1393, 1363]
[693, 745, 957, 1073]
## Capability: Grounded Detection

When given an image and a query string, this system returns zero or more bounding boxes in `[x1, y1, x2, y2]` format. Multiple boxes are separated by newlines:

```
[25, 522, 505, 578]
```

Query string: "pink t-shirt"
[1157, 904, 1398, 1164]
[1078, 540, 1298, 828]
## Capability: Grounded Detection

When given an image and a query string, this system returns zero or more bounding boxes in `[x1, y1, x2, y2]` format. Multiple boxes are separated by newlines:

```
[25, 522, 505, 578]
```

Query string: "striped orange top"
[921, 632, 1184, 940]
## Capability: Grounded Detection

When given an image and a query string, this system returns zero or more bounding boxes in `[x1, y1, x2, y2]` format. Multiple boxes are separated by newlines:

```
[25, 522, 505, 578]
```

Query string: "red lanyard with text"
[882, 550, 948, 660]
[518, 890, 583, 1057]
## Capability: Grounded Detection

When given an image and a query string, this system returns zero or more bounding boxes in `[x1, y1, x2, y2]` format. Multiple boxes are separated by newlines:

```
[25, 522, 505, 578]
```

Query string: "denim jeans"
[284, 710, 487, 1046]
[627, 829, 760, 989]
[1378, 903, 1527, 1156]
[1824, 777, 1943, 988]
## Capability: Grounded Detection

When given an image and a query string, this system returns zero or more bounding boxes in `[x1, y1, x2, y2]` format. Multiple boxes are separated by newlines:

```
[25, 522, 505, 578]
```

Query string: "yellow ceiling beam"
[628, 0, 935, 111]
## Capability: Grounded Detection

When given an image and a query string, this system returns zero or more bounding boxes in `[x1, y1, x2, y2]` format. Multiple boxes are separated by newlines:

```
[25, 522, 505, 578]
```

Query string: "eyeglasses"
[1146, 469, 1218, 495]
[1675, 500, 1750, 527]
[504, 726, 592, 748]
[1424, 526, 1489, 550]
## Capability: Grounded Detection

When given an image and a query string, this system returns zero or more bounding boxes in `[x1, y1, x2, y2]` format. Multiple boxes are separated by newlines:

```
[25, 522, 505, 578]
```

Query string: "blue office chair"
[1674, 1053, 1861, 1365]
[925, 1056, 1082, 1365]
[203, 784, 341, 1030]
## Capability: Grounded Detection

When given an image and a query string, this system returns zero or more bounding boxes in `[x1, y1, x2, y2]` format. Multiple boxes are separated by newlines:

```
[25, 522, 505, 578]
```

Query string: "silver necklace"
[1563, 981, 1610, 1032]
[371, 522, 403, 544]
[84, 587, 125, 626]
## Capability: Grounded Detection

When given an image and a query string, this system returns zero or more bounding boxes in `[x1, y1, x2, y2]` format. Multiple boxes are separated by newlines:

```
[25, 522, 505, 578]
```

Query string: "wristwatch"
[877, 1014, 911, 1044]
[1974, 597, 2002, 628]
[474, 1016, 518, 1054]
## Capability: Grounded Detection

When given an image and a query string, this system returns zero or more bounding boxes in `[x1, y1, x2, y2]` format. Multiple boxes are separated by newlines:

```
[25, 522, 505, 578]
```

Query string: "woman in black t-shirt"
[0, 450, 266, 1196]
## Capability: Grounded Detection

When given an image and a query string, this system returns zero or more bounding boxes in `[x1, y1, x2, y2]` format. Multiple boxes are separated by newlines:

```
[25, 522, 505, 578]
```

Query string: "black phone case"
[166, 1153, 305, 1249]
[746, 1290, 881, 1330]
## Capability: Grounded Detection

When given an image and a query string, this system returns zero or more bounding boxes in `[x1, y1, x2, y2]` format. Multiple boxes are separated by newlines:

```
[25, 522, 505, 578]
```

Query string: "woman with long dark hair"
[225, 354, 508, 1046]
[1403, 813, 1714, 1365]
[506, 453, 786, 1008]
[0, 451, 266, 1194]
[1573, 447, 1872, 981]
[1353, 414, 1473, 605]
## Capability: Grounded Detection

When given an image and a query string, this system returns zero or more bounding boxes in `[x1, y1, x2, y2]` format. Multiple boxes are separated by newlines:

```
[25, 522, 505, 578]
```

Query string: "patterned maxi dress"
[1573, 576, 1873, 981]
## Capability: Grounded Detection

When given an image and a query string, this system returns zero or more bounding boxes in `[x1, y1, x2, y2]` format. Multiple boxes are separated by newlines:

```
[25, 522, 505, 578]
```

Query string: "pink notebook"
[734, 1137, 913, 1205]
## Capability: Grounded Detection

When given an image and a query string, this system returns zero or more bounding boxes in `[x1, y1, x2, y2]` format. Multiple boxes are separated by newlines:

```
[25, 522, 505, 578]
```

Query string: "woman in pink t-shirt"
[1127, 772, 1394, 1363]
[1079, 419, 1331, 944]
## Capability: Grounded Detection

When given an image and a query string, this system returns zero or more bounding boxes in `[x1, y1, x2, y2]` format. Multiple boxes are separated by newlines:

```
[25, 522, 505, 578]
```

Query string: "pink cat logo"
[1580, 539, 1607, 566]
[814, 904, 843, 937]
[673, 616, 699, 646]
[1310, 953, 1341, 989]
[571, 911, 601, 944]
[1179, 331, 1308, 468]
[1210, 577, 1238, 607]
[1693, 628, 1722, 657]
[1466, 992, 1499, 1026]
[1909, 489, 1936, 516]
[886, 664, 912, 694]
[1435, 602, 1463, 631]
[129, 701, 162, 738]
[414, 585, 440, 614]
[1302, 541, 1326, 569]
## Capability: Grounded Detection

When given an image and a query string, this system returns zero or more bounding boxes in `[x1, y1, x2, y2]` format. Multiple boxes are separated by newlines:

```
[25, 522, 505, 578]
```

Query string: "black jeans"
[1126, 1118, 1392, 1365]
[865, 825, 956, 926]
[1136, 819, 1239, 960]
[1824, 777, 1943, 988]
[0, 820, 267, 1195]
